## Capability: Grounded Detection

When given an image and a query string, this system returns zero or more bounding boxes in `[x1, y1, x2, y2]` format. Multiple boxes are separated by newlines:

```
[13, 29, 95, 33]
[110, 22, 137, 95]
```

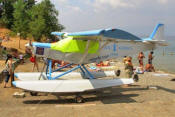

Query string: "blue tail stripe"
[149, 23, 163, 39]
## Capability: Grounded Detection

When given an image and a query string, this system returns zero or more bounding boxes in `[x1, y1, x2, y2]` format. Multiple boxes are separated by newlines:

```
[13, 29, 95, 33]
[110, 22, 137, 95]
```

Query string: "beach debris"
[13, 92, 25, 98]
[147, 86, 158, 90]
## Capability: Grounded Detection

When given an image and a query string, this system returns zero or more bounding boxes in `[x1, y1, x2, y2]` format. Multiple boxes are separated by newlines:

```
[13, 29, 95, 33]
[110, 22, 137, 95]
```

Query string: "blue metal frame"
[52, 63, 74, 72]
[82, 64, 94, 79]
[45, 59, 95, 80]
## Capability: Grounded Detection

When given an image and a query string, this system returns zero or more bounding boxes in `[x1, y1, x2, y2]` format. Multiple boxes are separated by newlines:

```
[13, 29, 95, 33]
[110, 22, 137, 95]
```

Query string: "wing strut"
[45, 59, 95, 80]
[79, 40, 91, 64]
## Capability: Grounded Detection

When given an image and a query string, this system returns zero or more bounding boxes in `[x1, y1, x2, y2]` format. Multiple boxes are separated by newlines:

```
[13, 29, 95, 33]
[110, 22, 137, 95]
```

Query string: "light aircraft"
[13, 23, 166, 102]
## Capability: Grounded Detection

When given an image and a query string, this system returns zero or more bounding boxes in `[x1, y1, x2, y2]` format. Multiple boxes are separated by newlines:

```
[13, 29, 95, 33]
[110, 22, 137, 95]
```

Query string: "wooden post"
[17, 33, 21, 49]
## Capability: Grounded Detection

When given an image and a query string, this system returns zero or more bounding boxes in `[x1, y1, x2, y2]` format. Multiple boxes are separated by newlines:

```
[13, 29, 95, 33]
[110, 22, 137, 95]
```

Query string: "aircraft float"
[13, 24, 166, 103]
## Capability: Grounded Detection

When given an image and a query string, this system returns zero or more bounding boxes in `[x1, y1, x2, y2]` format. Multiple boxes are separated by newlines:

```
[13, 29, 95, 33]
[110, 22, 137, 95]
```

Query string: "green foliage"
[9, 31, 17, 37]
[28, 3, 46, 41]
[12, 0, 29, 39]
[0, 0, 16, 29]
[41, 0, 64, 39]
[29, 0, 64, 41]
[0, 0, 64, 41]
[25, 0, 35, 9]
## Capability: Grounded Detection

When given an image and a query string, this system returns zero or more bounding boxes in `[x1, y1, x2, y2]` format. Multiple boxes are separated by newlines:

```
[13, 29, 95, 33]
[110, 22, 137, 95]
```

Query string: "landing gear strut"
[30, 92, 38, 96]
[115, 70, 121, 76]
[133, 74, 139, 82]
[75, 95, 84, 103]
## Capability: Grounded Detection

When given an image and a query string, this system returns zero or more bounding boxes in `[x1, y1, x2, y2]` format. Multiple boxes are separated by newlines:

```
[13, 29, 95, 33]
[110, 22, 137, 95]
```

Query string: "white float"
[15, 71, 118, 81]
[13, 78, 134, 93]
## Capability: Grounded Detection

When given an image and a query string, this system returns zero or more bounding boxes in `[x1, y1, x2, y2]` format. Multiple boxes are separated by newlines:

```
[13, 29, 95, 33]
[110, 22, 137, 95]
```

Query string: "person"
[25, 46, 32, 56]
[11, 48, 19, 59]
[19, 54, 24, 64]
[52, 59, 62, 70]
[145, 61, 155, 72]
[138, 52, 145, 71]
[6, 34, 10, 41]
[2, 47, 8, 57]
[96, 61, 104, 67]
[148, 51, 154, 64]
[4, 54, 15, 88]
[123, 56, 127, 64]
[30, 54, 39, 72]
[125, 56, 134, 78]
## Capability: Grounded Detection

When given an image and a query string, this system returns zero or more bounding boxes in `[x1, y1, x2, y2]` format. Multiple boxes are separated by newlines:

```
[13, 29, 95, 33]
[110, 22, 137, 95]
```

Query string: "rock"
[13, 92, 25, 98]
[147, 86, 158, 90]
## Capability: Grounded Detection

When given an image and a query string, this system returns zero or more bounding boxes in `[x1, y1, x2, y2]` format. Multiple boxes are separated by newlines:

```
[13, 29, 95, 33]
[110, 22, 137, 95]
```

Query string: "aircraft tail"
[143, 23, 167, 46]
[149, 23, 164, 40]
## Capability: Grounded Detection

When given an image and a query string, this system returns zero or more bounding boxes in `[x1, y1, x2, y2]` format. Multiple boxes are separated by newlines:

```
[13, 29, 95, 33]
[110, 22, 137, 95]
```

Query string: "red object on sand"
[30, 57, 35, 63]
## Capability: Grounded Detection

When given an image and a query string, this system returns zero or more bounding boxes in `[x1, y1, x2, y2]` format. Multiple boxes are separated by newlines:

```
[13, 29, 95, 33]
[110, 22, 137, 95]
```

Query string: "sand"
[0, 60, 175, 117]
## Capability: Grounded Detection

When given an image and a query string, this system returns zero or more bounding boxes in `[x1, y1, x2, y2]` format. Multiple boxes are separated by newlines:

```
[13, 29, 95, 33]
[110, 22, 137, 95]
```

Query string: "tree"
[25, 0, 35, 9]
[28, 3, 45, 41]
[42, 0, 64, 39]
[0, 0, 16, 28]
[13, 0, 29, 48]
[29, 0, 64, 41]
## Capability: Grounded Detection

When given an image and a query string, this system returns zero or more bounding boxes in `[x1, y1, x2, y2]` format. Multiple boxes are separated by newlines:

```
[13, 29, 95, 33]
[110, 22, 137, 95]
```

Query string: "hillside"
[0, 28, 29, 53]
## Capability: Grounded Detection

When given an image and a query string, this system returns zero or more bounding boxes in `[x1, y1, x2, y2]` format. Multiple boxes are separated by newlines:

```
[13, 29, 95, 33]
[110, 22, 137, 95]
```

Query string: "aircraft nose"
[12, 81, 17, 87]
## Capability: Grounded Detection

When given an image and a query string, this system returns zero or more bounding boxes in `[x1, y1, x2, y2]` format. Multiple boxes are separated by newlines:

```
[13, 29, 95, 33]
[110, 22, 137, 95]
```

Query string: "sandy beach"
[0, 60, 175, 117]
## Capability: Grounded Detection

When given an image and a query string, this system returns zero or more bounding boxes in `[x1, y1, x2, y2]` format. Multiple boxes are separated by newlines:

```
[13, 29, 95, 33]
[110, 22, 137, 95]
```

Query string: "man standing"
[138, 52, 145, 71]
[148, 51, 154, 64]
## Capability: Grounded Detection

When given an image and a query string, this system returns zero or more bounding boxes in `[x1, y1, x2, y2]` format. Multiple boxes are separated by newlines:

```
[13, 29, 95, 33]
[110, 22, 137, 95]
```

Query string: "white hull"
[15, 71, 117, 81]
[13, 78, 134, 93]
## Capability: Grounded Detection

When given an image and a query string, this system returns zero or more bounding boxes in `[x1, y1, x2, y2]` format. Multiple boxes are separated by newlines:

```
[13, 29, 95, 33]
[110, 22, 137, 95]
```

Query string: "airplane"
[13, 23, 167, 103]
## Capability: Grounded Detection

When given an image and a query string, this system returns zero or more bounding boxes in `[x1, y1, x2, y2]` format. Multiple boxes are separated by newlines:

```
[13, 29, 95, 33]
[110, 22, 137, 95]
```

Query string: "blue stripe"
[150, 24, 164, 39]
[51, 28, 141, 41]
[33, 42, 51, 48]
[113, 44, 117, 52]
[51, 32, 65, 36]
[67, 29, 105, 36]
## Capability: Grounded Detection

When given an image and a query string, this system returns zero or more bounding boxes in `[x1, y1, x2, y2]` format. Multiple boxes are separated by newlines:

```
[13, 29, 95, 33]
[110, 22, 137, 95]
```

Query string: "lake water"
[132, 36, 175, 73]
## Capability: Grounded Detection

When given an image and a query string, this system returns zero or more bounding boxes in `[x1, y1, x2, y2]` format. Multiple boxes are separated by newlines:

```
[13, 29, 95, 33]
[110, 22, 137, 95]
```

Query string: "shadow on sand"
[157, 86, 175, 94]
[23, 86, 147, 105]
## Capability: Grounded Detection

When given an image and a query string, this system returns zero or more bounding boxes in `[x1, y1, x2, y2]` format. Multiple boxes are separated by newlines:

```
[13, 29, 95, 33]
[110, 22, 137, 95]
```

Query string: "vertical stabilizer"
[150, 24, 164, 40]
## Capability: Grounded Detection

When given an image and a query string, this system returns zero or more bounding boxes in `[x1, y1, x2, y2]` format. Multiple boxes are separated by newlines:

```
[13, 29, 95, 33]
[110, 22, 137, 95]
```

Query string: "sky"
[36, 0, 175, 36]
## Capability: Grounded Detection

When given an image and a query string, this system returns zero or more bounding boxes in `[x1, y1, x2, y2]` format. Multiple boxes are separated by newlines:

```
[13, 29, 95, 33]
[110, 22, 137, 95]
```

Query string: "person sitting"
[123, 56, 127, 64]
[145, 62, 155, 72]
[96, 61, 104, 67]
[125, 56, 134, 78]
